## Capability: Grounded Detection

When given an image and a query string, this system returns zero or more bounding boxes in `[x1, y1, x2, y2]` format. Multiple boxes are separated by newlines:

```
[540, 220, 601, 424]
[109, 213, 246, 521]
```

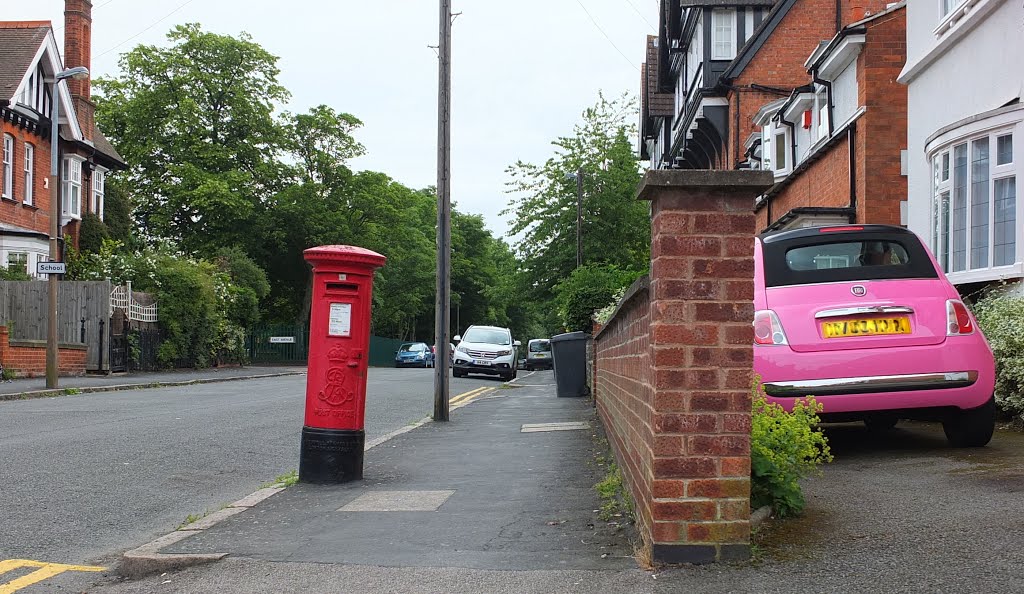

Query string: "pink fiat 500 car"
[753, 224, 996, 447]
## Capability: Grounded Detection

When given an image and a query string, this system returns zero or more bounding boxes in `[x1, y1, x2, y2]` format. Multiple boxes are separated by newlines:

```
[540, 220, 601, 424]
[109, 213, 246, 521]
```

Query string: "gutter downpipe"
[777, 112, 798, 178]
[812, 71, 835, 137]
[848, 121, 857, 223]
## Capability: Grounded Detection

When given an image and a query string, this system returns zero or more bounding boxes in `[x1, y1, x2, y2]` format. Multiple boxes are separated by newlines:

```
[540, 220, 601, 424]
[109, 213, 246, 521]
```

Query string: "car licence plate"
[822, 316, 911, 338]
[534, 353, 546, 358]
[473, 359, 492, 366]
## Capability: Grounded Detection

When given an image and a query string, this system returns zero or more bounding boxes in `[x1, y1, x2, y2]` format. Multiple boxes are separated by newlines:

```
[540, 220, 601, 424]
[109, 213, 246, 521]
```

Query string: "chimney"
[63, 0, 93, 141]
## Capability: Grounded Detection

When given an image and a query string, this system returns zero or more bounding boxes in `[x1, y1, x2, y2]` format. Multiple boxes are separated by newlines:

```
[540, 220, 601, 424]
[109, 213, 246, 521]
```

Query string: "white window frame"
[23, 143, 34, 206]
[6, 251, 28, 275]
[62, 156, 84, 220]
[93, 168, 106, 219]
[931, 128, 1017, 275]
[711, 9, 736, 60]
[815, 91, 830, 142]
[2, 134, 12, 199]
[939, 0, 966, 19]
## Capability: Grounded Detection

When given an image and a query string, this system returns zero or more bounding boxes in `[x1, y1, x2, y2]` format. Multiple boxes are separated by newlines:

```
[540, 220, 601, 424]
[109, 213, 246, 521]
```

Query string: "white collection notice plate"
[328, 302, 352, 337]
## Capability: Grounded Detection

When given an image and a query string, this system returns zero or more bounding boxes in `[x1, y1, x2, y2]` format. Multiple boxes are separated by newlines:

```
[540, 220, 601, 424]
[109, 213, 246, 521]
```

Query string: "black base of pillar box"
[299, 427, 365, 484]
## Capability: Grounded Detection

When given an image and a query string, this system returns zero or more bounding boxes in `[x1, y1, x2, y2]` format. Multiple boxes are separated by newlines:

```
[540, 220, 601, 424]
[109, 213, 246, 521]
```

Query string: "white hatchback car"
[452, 325, 520, 381]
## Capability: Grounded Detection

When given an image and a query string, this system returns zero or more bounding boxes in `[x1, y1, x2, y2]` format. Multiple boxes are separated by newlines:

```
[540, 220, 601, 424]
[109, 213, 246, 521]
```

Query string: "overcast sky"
[12, 0, 656, 238]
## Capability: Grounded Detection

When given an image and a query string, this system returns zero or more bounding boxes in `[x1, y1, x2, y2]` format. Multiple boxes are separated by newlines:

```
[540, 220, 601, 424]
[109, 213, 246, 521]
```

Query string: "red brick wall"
[0, 122, 53, 236]
[725, 0, 839, 168]
[0, 326, 86, 377]
[756, 134, 853, 231]
[857, 7, 907, 226]
[755, 5, 907, 230]
[723, 0, 902, 169]
[594, 279, 654, 542]
[595, 170, 772, 564]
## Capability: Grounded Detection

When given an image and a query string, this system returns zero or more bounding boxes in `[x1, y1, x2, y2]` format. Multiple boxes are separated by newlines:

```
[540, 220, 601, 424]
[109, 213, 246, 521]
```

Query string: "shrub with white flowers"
[972, 288, 1024, 419]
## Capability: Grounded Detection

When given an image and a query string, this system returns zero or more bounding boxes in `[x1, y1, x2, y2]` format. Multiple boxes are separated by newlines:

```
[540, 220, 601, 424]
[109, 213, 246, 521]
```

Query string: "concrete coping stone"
[635, 169, 775, 201]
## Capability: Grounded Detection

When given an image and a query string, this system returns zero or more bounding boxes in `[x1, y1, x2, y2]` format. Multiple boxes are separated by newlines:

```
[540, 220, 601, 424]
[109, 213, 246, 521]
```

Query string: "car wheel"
[943, 397, 996, 447]
[453, 369, 464, 378]
[864, 416, 898, 433]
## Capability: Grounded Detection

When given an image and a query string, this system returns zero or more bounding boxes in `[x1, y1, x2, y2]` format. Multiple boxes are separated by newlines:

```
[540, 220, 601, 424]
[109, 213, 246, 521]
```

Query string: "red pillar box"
[299, 245, 386, 484]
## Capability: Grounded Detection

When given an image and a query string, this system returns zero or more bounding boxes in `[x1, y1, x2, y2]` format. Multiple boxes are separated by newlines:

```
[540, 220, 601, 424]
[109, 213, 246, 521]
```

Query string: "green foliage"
[972, 290, 1024, 418]
[2, 366, 18, 380]
[595, 462, 629, 521]
[503, 92, 649, 319]
[93, 23, 557, 343]
[214, 246, 270, 328]
[78, 212, 110, 254]
[554, 264, 639, 332]
[100, 178, 138, 248]
[95, 23, 289, 252]
[73, 240, 260, 367]
[751, 381, 832, 518]
[0, 266, 31, 281]
[592, 286, 628, 326]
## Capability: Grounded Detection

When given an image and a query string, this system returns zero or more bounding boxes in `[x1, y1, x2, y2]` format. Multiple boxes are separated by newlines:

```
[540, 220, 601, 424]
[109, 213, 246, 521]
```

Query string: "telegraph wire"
[574, 0, 640, 72]
[94, 0, 197, 59]
[623, 0, 657, 31]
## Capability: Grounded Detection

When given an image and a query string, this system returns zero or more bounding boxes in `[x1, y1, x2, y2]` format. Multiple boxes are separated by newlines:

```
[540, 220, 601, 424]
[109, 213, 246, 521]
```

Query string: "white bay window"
[931, 130, 1016, 273]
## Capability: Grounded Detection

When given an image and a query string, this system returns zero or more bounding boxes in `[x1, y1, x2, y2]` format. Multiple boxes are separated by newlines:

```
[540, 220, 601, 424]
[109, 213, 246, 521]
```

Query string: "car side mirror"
[513, 340, 521, 347]
[453, 335, 461, 343]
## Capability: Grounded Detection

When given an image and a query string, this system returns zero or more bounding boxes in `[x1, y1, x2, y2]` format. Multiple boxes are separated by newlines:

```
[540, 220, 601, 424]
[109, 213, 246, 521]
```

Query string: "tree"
[94, 23, 289, 252]
[284, 105, 366, 191]
[77, 213, 110, 254]
[503, 93, 649, 310]
[101, 178, 137, 248]
[553, 264, 637, 332]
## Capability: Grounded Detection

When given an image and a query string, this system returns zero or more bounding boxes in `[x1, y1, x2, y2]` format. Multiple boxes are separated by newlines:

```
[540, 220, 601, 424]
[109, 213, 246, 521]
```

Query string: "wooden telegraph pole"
[433, 0, 453, 421]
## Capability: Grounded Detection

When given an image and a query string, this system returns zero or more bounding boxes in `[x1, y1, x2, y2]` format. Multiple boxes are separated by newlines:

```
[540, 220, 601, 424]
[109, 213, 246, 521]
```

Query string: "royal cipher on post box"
[299, 245, 386, 484]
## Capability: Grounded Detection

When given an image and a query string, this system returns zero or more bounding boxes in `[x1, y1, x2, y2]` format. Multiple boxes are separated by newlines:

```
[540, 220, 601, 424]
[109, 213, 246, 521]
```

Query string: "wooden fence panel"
[0, 280, 112, 370]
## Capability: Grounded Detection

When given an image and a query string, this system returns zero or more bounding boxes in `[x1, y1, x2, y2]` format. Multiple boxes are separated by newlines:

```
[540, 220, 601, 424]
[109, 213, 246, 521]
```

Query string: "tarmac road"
[0, 367, 495, 571]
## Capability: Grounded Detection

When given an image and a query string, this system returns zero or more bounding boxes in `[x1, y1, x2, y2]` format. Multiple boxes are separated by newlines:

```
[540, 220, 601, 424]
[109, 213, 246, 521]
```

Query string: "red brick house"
[640, 0, 907, 233]
[0, 0, 124, 277]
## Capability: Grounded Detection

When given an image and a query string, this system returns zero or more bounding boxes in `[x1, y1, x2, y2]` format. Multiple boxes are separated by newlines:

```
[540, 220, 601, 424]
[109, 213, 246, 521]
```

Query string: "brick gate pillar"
[638, 169, 773, 564]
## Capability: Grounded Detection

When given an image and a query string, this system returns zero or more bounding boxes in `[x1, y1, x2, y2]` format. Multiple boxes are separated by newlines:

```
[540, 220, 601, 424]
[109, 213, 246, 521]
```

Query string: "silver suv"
[452, 325, 520, 381]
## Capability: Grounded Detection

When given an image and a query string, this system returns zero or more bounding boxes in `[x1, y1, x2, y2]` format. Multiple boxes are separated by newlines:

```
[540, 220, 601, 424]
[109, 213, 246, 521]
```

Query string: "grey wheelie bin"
[550, 331, 589, 398]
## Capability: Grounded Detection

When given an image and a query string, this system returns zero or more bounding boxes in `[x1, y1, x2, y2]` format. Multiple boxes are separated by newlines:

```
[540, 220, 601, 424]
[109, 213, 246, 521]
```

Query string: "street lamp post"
[46, 66, 89, 389]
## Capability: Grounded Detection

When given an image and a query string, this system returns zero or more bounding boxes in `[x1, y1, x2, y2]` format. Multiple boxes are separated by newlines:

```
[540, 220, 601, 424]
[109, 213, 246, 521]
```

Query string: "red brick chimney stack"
[63, 0, 94, 141]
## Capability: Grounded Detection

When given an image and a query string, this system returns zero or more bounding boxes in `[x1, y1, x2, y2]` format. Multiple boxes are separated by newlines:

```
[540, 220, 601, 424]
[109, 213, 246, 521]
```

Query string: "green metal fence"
[248, 324, 308, 365]
[368, 335, 407, 367]
[248, 325, 407, 368]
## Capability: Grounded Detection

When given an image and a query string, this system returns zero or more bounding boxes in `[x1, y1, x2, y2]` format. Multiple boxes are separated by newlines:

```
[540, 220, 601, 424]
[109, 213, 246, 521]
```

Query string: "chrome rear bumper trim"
[814, 305, 915, 319]
[763, 371, 978, 397]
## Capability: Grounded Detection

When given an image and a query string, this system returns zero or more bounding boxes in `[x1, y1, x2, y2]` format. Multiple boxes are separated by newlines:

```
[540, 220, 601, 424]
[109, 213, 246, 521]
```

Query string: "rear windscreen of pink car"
[761, 231, 940, 287]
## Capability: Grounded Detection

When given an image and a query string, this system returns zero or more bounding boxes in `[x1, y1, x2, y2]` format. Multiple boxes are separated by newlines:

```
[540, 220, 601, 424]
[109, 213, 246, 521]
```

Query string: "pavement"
[0, 366, 500, 591]
[0, 366, 304, 399]
[6, 368, 1024, 593]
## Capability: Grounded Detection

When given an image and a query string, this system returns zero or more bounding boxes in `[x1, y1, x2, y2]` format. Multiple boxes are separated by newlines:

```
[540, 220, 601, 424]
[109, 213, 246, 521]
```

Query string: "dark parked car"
[395, 342, 434, 368]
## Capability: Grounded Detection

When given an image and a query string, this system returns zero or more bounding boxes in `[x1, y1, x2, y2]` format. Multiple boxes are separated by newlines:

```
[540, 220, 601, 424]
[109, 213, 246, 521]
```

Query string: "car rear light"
[946, 300, 974, 335]
[818, 225, 864, 233]
[753, 310, 788, 345]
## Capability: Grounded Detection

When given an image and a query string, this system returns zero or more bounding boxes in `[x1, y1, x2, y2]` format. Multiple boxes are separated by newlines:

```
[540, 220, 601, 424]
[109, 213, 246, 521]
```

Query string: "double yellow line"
[450, 386, 493, 407]
[0, 559, 104, 594]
